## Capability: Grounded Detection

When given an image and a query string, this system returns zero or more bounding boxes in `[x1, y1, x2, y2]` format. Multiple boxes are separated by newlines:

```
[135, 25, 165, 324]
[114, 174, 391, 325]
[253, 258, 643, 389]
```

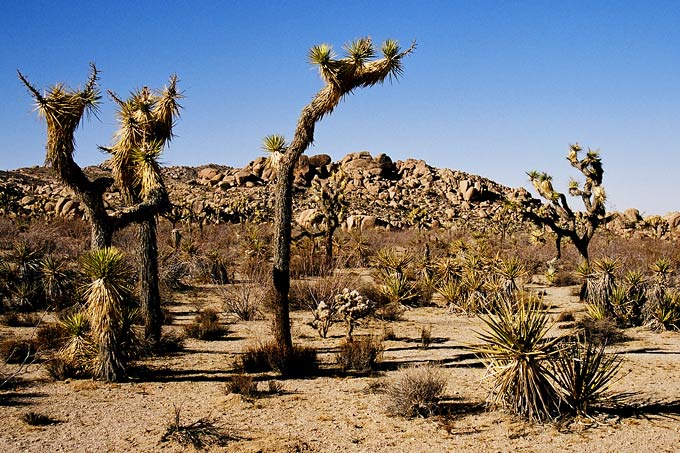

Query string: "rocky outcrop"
[1, 152, 677, 239]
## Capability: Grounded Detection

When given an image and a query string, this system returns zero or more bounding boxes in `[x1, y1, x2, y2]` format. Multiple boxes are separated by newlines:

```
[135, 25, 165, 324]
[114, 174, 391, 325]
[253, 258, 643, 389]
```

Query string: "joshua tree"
[310, 169, 349, 262]
[262, 37, 414, 354]
[18, 65, 180, 345]
[524, 143, 607, 263]
[105, 79, 182, 345]
[17, 64, 170, 249]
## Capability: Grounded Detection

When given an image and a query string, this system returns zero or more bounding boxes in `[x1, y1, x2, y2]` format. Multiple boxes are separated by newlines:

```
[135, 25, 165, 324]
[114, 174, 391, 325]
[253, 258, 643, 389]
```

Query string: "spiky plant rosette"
[58, 311, 96, 373]
[552, 334, 624, 417]
[80, 247, 134, 381]
[473, 294, 562, 421]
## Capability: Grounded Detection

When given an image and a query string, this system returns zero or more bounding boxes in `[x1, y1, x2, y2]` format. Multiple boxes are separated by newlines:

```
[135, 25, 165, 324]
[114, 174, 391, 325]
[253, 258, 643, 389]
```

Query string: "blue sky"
[2, 1, 679, 215]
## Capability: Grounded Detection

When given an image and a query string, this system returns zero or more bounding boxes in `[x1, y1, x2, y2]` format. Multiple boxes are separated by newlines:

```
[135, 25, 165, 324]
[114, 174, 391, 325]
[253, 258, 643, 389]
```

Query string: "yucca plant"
[455, 271, 488, 314]
[474, 294, 562, 422]
[379, 270, 419, 307]
[81, 247, 134, 382]
[644, 258, 673, 324]
[40, 255, 71, 307]
[495, 256, 527, 298]
[552, 335, 624, 417]
[650, 290, 680, 331]
[57, 311, 95, 374]
[373, 248, 414, 278]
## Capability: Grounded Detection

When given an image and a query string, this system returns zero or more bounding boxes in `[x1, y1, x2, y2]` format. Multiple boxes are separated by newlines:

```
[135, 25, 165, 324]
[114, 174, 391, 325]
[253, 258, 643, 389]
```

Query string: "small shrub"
[0, 337, 36, 364]
[225, 373, 257, 397]
[183, 309, 228, 341]
[335, 288, 374, 340]
[35, 323, 67, 351]
[385, 363, 447, 418]
[2, 312, 41, 327]
[420, 325, 432, 349]
[238, 342, 318, 377]
[161, 404, 230, 449]
[556, 311, 575, 323]
[221, 284, 263, 321]
[21, 411, 58, 426]
[45, 356, 89, 381]
[336, 336, 383, 372]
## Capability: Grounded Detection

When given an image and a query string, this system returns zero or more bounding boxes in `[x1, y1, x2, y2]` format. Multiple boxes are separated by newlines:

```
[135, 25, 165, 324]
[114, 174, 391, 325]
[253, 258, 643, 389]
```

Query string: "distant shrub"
[2, 312, 41, 327]
[336, 336, 383, 372]
[21, 411, 58, 426]
[225, 373, 257, 397]
[238, 342, 318, 377]
[184, 309, 227, 341]
[0, 337, 36, 364]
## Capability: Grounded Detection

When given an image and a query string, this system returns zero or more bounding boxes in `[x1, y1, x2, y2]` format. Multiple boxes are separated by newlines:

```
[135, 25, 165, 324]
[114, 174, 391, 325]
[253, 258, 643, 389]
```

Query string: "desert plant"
[335, 288, 374, 340]
[0, 337, 37, 364]
[420, 325, 432, 349]
[474, 295, 562, 421]
[552, 335, 624, 417]
[336, 335, 383, 372]
[263, 37, 414, 359]
[184, 309, 227, 341]
[524, 143, 607, 263]
[21, 411, 58, 426]
[238, 342, 318, 377]
[40, 255, 72, 307]
[494, 256, 527, 298]
[385, 363, 447, 418]
[310, 169, 349, 261]
[161, 404, 230, 449]
[225, 373, 258, 397]
[81, 247, 135, 381]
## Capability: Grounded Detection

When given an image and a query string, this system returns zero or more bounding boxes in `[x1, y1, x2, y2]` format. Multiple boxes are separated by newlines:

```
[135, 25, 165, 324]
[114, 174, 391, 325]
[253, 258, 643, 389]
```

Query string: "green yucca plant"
[650, 290, 680, 331]
[552, 335, 624, 417]
[379, 270, 419, 306]
[81, 247, 134, 382]
[436, 276, 460, 305]
[474, 294, 562, 422]
[373, 248, 414, 276]
[495, 257, 527, 298]
[40, 255, 71, 306]
[58, 311, 95, 374]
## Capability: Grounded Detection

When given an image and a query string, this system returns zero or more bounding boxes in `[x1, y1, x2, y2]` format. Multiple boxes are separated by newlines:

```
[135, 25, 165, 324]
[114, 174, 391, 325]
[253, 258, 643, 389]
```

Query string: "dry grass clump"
[161, 404, 231, 449]
[238, 342, 318, 378]
[225, 373, 258, 397]
[385, 363, 447, 418]
[20, 411, 59, 426]
[336, 336, 383, 372]
[1, 312, 41, 327]
[183, 309, 228, 341]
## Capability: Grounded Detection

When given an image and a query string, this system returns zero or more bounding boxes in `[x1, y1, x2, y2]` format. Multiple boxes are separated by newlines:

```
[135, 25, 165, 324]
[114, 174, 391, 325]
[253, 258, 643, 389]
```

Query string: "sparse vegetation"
[385, 363, 447, 418]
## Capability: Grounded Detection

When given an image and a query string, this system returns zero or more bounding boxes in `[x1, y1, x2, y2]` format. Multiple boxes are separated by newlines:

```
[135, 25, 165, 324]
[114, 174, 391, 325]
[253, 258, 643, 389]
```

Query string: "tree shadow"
[0, 391, 47, 407]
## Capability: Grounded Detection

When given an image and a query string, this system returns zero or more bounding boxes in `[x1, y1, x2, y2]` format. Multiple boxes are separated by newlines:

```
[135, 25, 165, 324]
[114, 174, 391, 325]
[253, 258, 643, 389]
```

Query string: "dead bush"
[385, 363, 447, 418]
[183, 309, 228, 341]
[238, 342, 318, 377]
[336, 336, 383, 372]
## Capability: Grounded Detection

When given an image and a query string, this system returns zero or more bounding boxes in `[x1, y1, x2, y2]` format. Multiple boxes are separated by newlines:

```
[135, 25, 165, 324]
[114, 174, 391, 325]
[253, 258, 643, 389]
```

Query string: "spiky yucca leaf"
[474, 295, 562, 421]
[58, 311, 95, 370]
[373, 248, 413, 275]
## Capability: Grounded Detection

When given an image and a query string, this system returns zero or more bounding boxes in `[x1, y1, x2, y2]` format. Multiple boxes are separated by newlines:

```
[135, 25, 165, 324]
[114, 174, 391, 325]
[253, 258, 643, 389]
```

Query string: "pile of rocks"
[1, 152, 678, 239]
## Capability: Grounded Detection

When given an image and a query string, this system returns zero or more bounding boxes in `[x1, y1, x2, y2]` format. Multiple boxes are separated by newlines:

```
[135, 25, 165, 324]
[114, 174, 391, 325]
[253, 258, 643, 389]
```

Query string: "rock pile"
[1, 152, 678, 239]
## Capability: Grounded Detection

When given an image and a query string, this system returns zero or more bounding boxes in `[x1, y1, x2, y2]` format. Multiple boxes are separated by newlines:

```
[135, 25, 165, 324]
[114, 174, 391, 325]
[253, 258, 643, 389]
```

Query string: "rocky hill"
[1, 151, 678, 238]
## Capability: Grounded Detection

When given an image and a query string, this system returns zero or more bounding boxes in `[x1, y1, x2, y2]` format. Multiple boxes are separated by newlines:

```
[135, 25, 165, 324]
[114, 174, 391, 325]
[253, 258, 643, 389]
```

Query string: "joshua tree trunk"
[265, 38, 414, 354]
[139, 218, 162, 345]
[272, 167, 294, 353]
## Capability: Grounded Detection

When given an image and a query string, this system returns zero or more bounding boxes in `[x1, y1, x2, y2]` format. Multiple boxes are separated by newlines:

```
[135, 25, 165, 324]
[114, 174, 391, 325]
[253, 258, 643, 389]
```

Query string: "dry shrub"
[0, 337, 37, 364]
[385, 363, 447, 418]
[184, 309, 227, 341]
[336, 336, 383, 372]
[225, 373, 257, 397]
[238, 342, 318, 377]
[35, 323, 67, 351]
[161, 404, 231, 449]
[21, 411, 58, 426]
[2, 312, 41, 327]
[45, 356, 87, 381]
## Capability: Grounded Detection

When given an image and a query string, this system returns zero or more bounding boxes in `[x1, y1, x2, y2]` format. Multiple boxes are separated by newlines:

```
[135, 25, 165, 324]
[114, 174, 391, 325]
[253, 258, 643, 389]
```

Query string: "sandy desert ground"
[1, 284, 679, 453]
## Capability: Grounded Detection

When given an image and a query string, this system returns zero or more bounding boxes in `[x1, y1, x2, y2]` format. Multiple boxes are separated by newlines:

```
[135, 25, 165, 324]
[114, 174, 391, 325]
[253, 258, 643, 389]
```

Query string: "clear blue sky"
[2, 1, 679, 215]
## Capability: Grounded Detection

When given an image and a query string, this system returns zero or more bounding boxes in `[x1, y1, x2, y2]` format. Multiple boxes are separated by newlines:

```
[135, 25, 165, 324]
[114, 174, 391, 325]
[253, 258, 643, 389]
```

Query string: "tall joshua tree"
[310, 169, 349, 262]
[17, 64, 172, 249]
[105, 79, 181, 345]
[262, 37, 414, 354]
[18, 65, 179, 345]
[524, 143, 607, 263]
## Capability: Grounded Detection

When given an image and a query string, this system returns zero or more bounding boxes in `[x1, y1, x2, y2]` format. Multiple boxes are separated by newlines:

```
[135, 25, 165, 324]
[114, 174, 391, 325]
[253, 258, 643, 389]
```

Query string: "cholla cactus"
[312, 300, 337, 338]
[335, 288, 374, 340]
